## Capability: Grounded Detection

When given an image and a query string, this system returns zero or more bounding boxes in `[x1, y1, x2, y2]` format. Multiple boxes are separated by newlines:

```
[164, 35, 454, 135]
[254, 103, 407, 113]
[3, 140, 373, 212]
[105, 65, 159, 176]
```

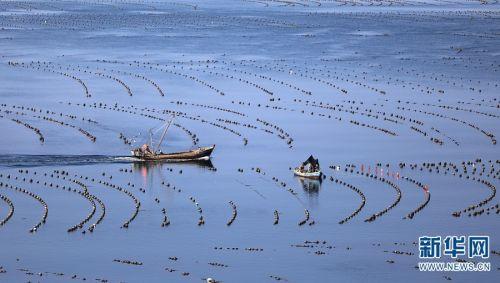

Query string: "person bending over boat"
[136, 144, 153, 156]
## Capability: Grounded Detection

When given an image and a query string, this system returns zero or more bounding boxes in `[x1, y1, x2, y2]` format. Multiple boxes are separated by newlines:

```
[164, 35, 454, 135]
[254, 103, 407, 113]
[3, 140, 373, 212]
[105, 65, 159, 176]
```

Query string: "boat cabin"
[299, 155, 320, 172]
[294, 155, 322, 179]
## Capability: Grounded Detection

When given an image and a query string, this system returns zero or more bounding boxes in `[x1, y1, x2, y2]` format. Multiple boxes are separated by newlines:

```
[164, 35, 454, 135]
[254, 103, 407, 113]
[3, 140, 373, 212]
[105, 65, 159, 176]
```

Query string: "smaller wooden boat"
[131, 115, 215, 161]
[294, 168, 321, 179]
[294, 155, 322, 179]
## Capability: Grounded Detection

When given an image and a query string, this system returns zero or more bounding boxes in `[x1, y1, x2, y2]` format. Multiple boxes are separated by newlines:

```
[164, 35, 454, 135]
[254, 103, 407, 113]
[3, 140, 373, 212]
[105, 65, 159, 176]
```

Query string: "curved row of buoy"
[57, 173, 105, 233]
[1, 105, 97, 143]
[303, 99, 455, 146]
[8, 61, 91, 97]
[226, 201, 237, 226]
[68, 101, 199, 145]
[0, 177, 48, 233]
[397, 105, 497, 145]
[188, 196, 205, 226]
[298, 209, 313, 226]
[217, 60, 313, 96]
[160, 208, 170, 227]
[256, 118, 293, 147]
[268, 59, 385, 95]
[7, 104, 98, 125]
[14, 169, 99, 233]
[95, 64, 165, 97]
[74, 173, 140, 228]
[400, 176, 431, 219]
[23, 61, 133, 97]
[400, 161, 497, 217]
[170, 100, 246, 117]
[188, 64, 274, 97]
[0, 193, 14, 227]
[344, 165, 402, 222]
[9, 118, 45, 143]
[239, 59, 349, 95]
[133, 61, 226, 96]
[328, 176, 366, 224]
[349, 119, 397, 137]
[113, 259, 142, 265]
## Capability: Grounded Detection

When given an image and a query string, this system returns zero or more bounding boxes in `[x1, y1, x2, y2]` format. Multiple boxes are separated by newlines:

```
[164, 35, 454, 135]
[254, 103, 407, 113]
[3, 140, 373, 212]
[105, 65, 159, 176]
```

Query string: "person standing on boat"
[141, 144, 153, 155]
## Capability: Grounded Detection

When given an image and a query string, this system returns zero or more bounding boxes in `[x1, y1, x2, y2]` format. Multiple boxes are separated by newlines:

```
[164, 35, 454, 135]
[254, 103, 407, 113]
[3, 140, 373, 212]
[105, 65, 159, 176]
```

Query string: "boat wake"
[0, 154, 140, 168]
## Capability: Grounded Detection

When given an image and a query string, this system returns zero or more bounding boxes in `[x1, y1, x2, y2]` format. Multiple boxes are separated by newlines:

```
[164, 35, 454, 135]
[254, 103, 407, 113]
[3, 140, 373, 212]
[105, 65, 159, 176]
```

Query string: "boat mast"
[149, 129, 153, 148]
[155, 114, 175, 153]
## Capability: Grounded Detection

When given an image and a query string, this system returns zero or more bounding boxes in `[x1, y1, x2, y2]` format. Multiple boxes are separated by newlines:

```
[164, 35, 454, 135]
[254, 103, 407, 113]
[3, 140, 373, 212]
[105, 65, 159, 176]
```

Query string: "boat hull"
[294, 168, 322, 179]
[132, 145, 215, 161]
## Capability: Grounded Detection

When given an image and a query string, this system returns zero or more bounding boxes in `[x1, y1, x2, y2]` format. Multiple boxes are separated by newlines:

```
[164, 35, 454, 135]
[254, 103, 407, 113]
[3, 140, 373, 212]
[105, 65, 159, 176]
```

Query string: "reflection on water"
[297, 177, 321, 207]
[132, 159, 215, 187]
[132, 159, 214, 172]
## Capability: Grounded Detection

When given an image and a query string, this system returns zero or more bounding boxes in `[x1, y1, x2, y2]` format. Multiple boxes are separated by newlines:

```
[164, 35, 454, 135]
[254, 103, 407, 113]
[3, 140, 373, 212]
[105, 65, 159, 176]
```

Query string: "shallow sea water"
[0, 0, 499, 282]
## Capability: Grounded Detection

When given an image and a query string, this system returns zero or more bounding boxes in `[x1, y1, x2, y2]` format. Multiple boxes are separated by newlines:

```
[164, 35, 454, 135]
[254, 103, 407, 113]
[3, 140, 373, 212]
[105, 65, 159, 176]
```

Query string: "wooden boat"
[131, 115, 215, 161]
[131, 145, 215, 161]
[294, 155, 322, 179]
